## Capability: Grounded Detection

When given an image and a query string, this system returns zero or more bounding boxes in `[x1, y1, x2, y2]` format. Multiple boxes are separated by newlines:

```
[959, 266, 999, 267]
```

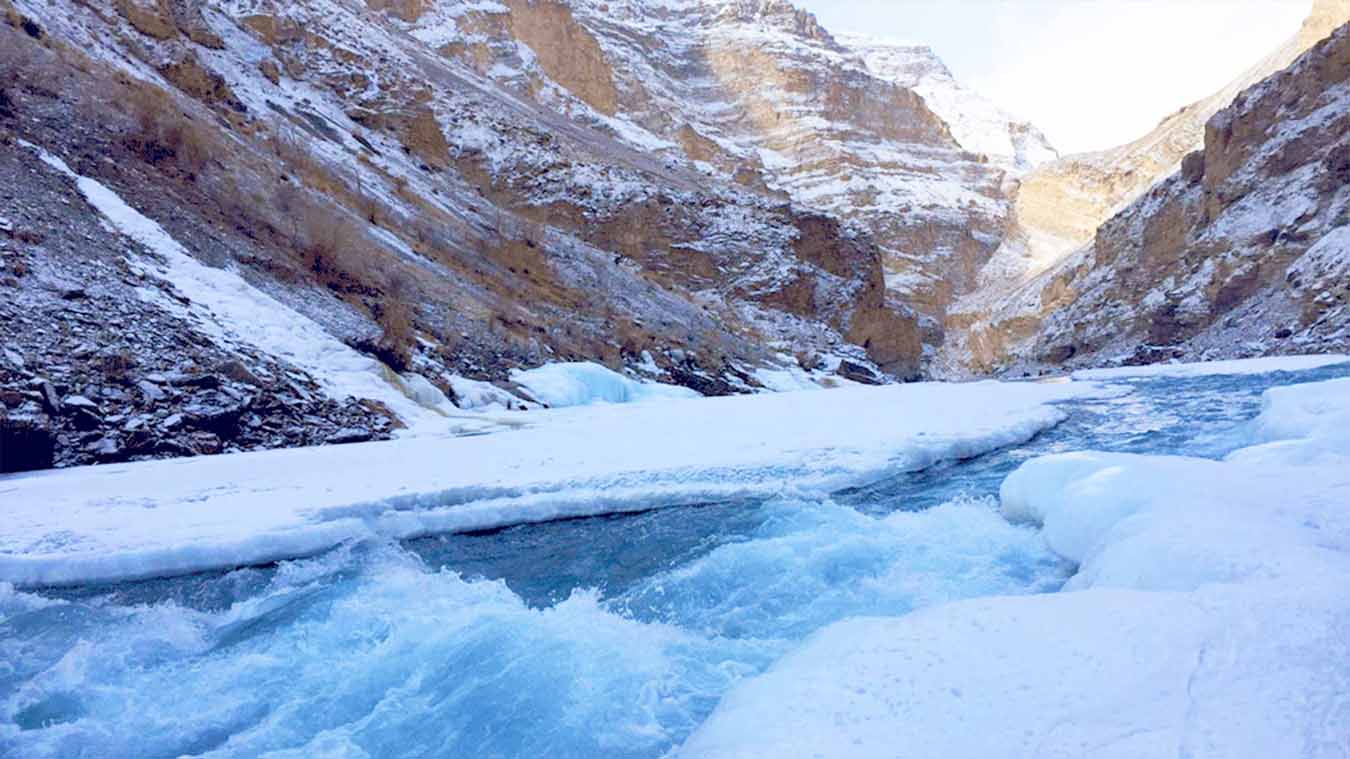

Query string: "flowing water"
[4, 364, 1349, 759]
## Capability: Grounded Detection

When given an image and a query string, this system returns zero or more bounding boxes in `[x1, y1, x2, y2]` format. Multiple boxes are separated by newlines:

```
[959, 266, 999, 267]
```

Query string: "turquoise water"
[4, 364, 1348, 758]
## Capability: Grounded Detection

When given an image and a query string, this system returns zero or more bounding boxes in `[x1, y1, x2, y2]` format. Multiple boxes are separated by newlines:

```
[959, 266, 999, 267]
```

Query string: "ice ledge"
[0, 381, 1104, 587]
[682, 377, 1350, 758]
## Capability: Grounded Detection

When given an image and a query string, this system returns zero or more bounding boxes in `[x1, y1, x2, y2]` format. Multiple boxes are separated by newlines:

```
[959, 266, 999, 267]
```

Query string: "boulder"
[836, 360, 883, 386]
[326, 427, 374, 445]
[68, 405, 104, 431]
[184, 431, 223, 455]
[165, 371, 221, 388]
[63, 394, 99, 410]
[136, 379, 167, 402]
[216, 359, 263, 387]
[184, 395, 252, 438]
[34, 379, 61, 414]
[84, 434, 127, 463]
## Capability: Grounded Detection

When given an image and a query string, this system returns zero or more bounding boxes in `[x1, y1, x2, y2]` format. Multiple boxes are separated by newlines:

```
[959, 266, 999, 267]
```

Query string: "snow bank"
[509, 362, 700, 407]
[682, 377, 1350, 758]
[1072, 353, 1349, 380]
[682, 583, 1349, 759]
[0, 380, 1102, 586]
[1246, 375, 1350, 444]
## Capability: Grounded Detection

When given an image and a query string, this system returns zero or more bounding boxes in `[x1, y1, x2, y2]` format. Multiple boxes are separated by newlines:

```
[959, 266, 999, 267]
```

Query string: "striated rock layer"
[412, 0, 1052, 348]
[944, 2, 1350, 374]
[952, 21, 1350, 374]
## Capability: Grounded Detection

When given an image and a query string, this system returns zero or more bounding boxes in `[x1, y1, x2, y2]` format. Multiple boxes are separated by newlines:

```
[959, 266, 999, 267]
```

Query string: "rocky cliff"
[0, 0, 943, 468]
[955, 21, 1350, 373]
[410, 0, 1054, 347]
[943, 1, 1350, 374]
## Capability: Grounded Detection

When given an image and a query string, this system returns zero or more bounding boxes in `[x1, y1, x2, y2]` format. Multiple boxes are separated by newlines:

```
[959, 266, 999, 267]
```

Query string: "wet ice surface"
[4, 363, 1349, 758]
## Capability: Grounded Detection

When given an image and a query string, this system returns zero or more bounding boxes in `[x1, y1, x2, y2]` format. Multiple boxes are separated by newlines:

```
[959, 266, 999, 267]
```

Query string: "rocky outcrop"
[962, 23, 1350, 373]
[0, 134, 395, 470]
[943, 3, 1350, 374]
[1, 0, 933, 475]
[413, 0, 1019, 355]
[842, 37, 1057, 173]
[505, 0, 621, 116]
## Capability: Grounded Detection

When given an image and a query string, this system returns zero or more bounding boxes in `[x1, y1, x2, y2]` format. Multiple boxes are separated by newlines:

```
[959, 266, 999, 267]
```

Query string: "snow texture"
[681, 375, 1350, 759]
[840, 35, 1058, 172]
[0, 380, 1102, 586]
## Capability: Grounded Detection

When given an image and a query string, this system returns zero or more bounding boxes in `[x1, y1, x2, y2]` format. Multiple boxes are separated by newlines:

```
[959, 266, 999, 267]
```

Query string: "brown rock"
[401, 107, 450, 170]
[259, 59, 282, 86]
[505, 0, 621, 116]
[115, 0, 178, 41]
[159, 53, 245, 112]
[365, 0, 428, 23]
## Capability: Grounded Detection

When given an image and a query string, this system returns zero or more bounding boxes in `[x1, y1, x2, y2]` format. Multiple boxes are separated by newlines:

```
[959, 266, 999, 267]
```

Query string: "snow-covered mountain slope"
[943, 1, 1350, 375]
[953, 22, 1350, 374]
[1, 0, 951, 468]
[410, 0, 1031, 344]
[3, 0, 1344, 471]
[840, 35, 1058, 173]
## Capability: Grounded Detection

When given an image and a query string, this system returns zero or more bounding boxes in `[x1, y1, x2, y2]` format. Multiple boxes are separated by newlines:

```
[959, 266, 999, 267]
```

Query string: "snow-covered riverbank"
[4, 355, 1350, 759]
[1, 379, 1106, 586]
[681, 373, 1350, 758]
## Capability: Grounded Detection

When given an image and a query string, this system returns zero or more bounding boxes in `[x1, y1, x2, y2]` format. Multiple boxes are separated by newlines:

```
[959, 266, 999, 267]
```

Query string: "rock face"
[841, 37, 1058, 173]
[503, 0, 620, 116]
[943, 3, 1350, 374]
[412, 0, 1038, 347]
[0, 135, 398, 469]
[956, 22, 1350, 373]
[4, 0, 974, 467]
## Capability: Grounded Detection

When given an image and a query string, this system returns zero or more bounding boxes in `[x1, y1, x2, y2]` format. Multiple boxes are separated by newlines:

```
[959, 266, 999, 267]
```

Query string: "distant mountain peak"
[837, 34, 1058, 172]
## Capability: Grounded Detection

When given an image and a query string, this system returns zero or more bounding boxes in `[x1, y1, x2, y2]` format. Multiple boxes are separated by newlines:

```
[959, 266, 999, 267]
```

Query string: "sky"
[795, 0, 1310, 154]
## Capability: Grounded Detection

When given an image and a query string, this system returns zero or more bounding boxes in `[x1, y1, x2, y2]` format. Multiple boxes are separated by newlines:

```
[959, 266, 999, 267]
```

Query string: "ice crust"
[681, 376, 1350, 758]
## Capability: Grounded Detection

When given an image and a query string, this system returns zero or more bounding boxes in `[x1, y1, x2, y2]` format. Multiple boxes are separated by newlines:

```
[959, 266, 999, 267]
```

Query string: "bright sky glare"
[796, 0, 1309, 155]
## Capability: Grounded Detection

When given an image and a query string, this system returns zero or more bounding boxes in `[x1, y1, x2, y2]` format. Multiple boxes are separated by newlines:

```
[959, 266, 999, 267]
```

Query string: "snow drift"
[681, 376, 1350, 758]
